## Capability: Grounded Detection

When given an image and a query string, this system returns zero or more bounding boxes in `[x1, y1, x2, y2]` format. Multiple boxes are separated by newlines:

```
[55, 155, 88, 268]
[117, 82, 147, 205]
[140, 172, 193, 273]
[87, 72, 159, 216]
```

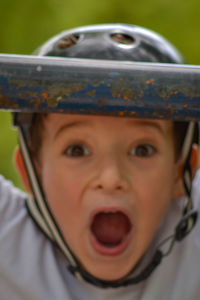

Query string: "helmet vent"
[57, 34, 79, 49]
[110, 33, 135, 45]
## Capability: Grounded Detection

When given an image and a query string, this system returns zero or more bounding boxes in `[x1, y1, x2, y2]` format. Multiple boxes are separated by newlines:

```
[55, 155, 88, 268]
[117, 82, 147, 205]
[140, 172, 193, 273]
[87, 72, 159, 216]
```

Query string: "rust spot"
[153, 87, 179, 101]
[183, 104, 188, 108]
[0, 94, 19, 109]
[165, 105, 175, 116]
[123, 95, 130, 101]
[42, 92, 48, 99]
[146, 79, 154, 85]
[98, 98, 107, 107]
[29, 98, 45, 107]
[88, 90, 96, 97]
[130, 111, 136, 115]
[18, 91, 38, 100]
[92, 83, 99, 87]
[112, 80, 136, 101]
[43, 82, 87, 106]
[172, 90, 178, 95]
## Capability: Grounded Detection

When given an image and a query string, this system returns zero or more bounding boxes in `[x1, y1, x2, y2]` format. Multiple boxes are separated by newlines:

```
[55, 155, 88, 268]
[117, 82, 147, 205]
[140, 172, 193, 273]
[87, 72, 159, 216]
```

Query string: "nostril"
[116, 185, 122, 190]
[95, 183, 123, 191]
[96, 184, 103, 190]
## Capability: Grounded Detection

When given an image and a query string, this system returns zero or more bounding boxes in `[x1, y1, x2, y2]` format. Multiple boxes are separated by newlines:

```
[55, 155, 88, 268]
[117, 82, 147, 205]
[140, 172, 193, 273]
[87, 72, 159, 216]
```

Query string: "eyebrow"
[126, 119, 165, 136]
[54, 120, 91, 140]
[54, 118, 166, 140]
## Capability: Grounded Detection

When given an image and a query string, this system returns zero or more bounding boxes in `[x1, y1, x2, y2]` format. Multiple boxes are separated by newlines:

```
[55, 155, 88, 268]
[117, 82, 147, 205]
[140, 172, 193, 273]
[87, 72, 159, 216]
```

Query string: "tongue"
[91, 212, 131, 247]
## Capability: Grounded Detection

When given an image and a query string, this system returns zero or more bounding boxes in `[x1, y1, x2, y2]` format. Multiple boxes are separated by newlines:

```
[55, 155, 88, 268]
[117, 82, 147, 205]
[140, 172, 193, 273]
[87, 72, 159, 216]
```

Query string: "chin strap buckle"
[175, 210, 198, 241]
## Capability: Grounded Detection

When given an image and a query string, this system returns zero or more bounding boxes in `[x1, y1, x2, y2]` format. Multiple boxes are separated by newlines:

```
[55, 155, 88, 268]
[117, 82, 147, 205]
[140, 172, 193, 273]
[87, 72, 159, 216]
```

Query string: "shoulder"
[0, 175, 27, 218]
[0, 174, 29, 249]
[0, 175, 27, 225]
[192, 169, 200, 208]
[0, 175, 75, 299]
[0, 174, 26, 200]
[190, 169, 200, 251]
[191, 169, 200, 238]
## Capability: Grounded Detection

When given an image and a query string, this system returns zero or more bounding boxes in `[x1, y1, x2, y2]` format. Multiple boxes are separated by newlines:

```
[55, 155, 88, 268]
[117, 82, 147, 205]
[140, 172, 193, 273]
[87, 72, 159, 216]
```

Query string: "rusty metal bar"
[0, 54, 200, 120]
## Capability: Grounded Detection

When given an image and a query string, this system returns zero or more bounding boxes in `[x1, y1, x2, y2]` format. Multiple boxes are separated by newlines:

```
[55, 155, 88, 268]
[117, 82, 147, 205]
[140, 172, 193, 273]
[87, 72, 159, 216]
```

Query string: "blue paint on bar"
[0, 54, 200, 120]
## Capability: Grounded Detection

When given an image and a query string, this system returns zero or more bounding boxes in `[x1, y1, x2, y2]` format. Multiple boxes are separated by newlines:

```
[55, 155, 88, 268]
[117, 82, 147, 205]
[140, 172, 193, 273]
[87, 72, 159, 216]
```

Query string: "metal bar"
[1, 54, 200, 120]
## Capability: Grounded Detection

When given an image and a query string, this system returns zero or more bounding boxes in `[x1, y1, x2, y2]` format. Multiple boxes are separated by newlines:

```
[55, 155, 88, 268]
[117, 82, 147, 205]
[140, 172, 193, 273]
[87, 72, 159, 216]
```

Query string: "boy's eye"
[129, 144, 156, 157]
[64, 144, 90, 157]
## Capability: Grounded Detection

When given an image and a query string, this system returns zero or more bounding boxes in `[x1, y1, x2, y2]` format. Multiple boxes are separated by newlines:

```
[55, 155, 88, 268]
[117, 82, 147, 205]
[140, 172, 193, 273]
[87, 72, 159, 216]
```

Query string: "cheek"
[40, 158, 86, 228]
[131, 166, 176, 260]
[136, 158, 176, 233]
[41, 157, 81, 198]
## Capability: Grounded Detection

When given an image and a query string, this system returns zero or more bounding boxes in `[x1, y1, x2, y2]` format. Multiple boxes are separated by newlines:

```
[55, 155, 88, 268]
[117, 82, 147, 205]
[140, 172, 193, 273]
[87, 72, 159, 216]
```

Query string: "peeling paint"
[42, 92, 48, 99]
[98, 98, 108, 107]
[87, 90, 96, 97]
[0, 54, 200, 120]
[0, 94, 19, 109]
[146, 79, 154, 85]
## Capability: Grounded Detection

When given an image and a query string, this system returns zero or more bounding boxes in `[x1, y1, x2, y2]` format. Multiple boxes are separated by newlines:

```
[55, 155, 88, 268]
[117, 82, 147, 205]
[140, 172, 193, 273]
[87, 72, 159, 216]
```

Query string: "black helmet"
[15, 24, 186, 125]
[36, 24, 184, 63]
[15, 24, 198, 288]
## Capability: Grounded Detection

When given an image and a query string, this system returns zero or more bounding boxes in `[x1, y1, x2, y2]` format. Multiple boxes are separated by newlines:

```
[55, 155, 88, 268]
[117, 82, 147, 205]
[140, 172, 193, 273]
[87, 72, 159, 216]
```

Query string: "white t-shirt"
[0, 173, 200, 300]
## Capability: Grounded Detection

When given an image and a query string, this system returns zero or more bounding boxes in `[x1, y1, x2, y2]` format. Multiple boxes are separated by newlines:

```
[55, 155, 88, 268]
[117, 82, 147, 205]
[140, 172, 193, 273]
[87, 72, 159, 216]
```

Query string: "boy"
[0, 24, 200, 299]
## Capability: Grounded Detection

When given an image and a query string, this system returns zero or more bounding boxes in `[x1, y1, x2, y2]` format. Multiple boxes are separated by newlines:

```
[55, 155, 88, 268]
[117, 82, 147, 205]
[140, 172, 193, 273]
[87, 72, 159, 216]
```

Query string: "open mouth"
[90, 209, 132, 256]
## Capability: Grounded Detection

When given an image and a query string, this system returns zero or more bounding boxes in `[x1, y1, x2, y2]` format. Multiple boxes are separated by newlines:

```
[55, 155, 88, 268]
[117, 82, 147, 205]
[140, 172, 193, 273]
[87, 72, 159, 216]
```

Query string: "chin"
[82, 258, 133, 282]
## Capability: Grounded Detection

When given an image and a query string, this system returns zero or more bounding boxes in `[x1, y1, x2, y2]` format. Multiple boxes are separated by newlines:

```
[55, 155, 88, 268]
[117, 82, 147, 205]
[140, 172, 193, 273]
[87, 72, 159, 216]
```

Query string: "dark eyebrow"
[126, 120, 165, 136]
[54, 121, 91, 140]
[54, 118, 166, 140]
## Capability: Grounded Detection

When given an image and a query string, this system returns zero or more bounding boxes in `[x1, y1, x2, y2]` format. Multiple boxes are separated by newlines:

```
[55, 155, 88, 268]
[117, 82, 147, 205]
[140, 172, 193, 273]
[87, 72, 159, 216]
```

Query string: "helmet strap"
[175, 121, 198, 240]
[17, 126, 82, 281]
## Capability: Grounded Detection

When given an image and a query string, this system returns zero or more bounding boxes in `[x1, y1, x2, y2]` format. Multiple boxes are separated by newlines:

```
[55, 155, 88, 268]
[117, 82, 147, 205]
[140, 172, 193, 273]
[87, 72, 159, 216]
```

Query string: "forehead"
[43, 113, 173, 136]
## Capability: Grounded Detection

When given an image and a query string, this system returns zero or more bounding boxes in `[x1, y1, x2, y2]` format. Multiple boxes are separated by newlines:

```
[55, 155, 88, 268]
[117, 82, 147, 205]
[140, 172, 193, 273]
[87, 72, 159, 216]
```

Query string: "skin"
[15, 114, 198, 281]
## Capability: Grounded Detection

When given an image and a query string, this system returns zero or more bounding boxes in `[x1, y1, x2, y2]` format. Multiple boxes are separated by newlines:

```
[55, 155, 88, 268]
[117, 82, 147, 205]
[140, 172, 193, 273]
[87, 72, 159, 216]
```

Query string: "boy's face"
[35, 114, 183, 281]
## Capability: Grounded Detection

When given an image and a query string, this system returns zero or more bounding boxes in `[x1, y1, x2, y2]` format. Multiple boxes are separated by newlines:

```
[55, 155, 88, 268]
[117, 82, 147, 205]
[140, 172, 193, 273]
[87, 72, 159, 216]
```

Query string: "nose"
[91, 154, 130, 193]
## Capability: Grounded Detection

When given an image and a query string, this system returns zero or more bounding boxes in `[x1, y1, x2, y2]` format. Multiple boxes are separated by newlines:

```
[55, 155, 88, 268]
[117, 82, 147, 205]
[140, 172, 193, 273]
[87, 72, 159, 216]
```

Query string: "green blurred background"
[0, 0, 200, 189]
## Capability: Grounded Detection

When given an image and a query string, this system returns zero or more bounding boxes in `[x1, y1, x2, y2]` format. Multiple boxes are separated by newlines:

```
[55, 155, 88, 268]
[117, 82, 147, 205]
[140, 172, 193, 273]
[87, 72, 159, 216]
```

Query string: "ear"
[14, 147, 32, 194]
[190, 144, 198, 178]
[173, 144, 198, 199]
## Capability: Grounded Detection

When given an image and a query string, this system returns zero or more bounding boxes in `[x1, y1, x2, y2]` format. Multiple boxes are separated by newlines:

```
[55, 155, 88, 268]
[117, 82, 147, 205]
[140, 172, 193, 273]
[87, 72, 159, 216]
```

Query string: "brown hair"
[173, 121, 189, 159]
[28, 114, 47, 157]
